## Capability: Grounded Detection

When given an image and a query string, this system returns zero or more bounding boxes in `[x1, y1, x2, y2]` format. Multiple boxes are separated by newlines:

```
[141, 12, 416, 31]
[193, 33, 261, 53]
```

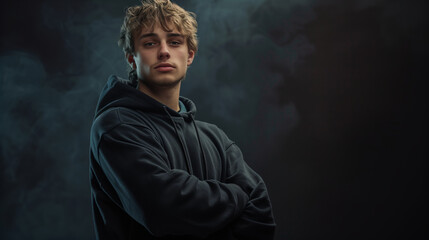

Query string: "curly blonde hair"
[118, 0, 198, 55]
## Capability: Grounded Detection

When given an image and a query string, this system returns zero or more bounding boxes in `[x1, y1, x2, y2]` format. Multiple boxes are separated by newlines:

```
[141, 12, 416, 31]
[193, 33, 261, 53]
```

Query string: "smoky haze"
[1, 0, 428, 239]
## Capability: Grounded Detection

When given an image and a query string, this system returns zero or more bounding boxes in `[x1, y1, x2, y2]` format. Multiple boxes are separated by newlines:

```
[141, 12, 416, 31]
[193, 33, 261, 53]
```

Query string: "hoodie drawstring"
[190, 115, 208, 179]
[163, 106, 193, 174]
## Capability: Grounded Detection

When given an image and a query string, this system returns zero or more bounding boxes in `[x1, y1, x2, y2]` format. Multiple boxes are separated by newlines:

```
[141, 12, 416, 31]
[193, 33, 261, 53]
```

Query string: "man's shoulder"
[194, 120, 234, 145]
[90, 107, 162, 150]
[194, 119, 221, 132]
[91, 107, 153, 137]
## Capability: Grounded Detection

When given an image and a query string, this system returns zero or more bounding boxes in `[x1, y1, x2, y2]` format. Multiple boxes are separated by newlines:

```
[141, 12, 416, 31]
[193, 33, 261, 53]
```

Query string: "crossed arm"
[96, 123, 275, 239]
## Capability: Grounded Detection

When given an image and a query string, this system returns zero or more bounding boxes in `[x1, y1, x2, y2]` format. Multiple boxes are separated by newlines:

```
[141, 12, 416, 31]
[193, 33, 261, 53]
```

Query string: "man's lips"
[154, 63, 175, 72]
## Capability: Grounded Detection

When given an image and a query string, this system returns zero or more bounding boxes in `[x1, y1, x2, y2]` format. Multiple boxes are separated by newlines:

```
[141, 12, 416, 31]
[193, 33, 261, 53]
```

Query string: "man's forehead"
[136, 22, 181, 37]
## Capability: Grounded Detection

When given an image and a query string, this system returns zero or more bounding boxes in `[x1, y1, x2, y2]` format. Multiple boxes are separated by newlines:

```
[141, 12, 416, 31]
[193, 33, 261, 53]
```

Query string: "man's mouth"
[155, 63, 175, 72]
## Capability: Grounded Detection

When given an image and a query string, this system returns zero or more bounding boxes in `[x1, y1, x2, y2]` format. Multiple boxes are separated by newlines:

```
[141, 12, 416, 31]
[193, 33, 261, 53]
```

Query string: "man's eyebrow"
[167, 33, 184, 38]
[138, 33, 184, 40]
[139, 33, 157, 40]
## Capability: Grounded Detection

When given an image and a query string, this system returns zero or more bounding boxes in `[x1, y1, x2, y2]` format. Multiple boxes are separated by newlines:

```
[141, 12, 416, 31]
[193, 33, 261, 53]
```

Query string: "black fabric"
[89, 75, 276, 240]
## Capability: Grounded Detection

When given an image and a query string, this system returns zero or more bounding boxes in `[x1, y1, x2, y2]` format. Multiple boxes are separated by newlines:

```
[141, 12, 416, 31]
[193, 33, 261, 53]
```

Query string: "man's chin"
[139, 76, 184, 88]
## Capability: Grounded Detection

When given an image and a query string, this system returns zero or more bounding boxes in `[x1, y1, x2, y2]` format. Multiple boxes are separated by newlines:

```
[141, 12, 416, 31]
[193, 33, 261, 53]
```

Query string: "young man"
[89, 0, 276, 239]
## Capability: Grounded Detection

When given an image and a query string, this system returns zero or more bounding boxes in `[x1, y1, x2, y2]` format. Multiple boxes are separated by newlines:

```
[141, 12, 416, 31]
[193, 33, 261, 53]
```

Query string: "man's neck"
[138, 81, 181, 112]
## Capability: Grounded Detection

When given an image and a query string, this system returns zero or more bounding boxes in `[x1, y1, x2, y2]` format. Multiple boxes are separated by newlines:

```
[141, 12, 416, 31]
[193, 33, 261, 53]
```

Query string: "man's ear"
[187, 50, 195, 66]
[126, 53, 136, 69]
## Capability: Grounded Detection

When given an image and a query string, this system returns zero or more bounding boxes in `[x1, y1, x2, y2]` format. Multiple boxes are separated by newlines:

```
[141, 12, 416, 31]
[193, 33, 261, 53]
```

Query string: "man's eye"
[144, 42, 156, 47]
[170, 41, 181, 45]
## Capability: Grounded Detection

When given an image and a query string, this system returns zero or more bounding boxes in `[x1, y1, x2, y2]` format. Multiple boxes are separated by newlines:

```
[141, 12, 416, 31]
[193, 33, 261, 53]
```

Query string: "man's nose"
[158, 41, 170, 60]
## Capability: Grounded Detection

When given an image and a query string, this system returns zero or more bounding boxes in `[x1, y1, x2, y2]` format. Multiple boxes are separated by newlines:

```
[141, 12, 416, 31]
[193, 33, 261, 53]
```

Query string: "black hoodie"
[89, 75, 276, 240]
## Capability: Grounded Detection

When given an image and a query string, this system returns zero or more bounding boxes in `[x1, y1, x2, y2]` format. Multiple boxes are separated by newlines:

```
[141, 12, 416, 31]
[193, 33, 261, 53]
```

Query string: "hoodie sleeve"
[224, 143, 276, 240]
[96, 123, 249, 238]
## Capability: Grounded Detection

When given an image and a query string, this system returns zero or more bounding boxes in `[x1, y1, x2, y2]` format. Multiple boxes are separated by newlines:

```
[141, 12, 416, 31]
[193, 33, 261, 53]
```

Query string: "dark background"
[1, 0, 428, 239]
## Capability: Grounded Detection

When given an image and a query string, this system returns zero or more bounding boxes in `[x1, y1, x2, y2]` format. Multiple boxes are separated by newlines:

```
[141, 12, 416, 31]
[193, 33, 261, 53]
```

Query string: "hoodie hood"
[94, 75, 197, 119]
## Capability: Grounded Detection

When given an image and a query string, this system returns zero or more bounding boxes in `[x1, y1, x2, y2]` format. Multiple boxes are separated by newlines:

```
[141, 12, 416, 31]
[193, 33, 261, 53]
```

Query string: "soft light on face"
[127, 22, 195, 88]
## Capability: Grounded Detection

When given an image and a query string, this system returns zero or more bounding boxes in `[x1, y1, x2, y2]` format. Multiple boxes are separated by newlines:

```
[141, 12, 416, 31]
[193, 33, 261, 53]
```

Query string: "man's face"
[128, 22, 195, 88]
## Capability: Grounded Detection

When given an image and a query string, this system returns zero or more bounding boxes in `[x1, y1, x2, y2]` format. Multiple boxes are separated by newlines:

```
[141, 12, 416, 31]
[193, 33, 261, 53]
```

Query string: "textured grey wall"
[1, 0, 428, 239]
